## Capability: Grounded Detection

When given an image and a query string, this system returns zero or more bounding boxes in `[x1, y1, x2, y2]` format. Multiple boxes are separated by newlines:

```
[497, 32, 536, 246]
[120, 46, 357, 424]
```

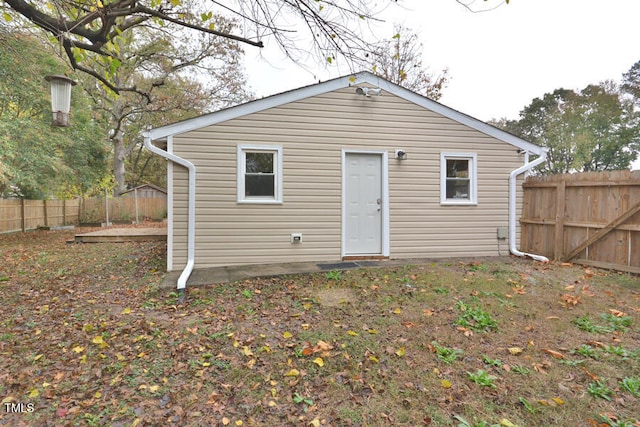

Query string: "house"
[145, 71, 547, 290]
[121, 184, 167, 199]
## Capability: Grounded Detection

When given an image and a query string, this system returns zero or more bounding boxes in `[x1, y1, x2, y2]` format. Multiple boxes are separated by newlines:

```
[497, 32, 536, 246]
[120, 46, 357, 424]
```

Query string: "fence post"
[21, 199, 26, 232]
[554, 180, 566, 260]
[134, 188, 139, 224]
[105, 189, 110, 226]
[43, 199, 49, 227]
[62, 199, 67, 225]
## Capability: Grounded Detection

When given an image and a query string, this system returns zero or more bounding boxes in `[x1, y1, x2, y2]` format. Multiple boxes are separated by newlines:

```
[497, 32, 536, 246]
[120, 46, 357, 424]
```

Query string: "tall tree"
[79, 17, 250, 195]
[501, 83, 639, 175]
[622, 59, 640, 106]
[0, 29, 108, 198]
[2, 0, 387, 94]
[366, 25, 448, 100]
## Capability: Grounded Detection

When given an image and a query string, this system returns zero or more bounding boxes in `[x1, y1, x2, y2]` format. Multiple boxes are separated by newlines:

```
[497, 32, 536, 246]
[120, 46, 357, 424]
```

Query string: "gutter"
[143, 131, 196, 293]
[509, 148, 549, 262]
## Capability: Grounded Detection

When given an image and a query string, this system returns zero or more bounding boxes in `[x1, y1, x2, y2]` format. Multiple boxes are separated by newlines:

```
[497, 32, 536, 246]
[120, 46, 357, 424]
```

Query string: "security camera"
[355, 87, 368, 96]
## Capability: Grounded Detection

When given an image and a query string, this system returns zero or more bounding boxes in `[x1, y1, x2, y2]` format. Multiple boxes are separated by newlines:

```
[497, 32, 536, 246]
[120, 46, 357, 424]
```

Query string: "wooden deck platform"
[74, 227, 167, 243]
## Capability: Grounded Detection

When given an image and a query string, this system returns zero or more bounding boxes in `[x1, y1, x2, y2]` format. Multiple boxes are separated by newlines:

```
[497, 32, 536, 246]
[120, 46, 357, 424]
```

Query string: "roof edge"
[149, 71, 542, 154]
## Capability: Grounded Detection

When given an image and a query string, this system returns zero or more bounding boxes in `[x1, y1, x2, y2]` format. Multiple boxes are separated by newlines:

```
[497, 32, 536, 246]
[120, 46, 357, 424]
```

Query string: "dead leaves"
[542, 349, 565, 360]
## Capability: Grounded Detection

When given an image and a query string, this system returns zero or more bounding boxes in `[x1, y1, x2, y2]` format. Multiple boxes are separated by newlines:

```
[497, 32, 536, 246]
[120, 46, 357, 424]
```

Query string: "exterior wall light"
[45, 75, 77, 127]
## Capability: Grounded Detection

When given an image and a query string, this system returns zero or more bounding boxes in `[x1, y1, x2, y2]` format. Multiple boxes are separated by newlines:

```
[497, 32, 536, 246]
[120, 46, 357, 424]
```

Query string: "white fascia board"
[360, 74, 543, 156]
[148, 75, 358, 141]
[149, 71, 542, 156]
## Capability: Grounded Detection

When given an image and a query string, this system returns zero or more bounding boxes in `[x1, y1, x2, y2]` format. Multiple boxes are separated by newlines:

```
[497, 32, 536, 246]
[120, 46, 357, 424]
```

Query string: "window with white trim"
[440, 152, 477, 205]
[237, 145, 283, 204]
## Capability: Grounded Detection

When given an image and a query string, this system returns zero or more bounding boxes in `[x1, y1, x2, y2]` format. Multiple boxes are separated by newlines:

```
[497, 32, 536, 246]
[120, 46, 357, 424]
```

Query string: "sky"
[242, 0, 640, 123]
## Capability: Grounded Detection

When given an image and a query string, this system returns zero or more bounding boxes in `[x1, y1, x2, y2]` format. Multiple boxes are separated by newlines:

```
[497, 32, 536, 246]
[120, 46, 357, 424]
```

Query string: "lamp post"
[45, 75, 77, 127]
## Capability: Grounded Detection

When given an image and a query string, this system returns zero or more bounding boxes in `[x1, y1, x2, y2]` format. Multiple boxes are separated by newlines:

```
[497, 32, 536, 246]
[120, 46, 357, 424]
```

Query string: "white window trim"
[237, 144, 283, 204]
[440, 152, 478, 206]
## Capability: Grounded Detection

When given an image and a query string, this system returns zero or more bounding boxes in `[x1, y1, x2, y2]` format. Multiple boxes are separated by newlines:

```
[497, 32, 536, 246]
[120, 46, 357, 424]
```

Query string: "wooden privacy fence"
[80, 197, 167, 224]
[0, 199, 81, 233]
[0, 197, 167, 234]
[520, 170, 640, 273]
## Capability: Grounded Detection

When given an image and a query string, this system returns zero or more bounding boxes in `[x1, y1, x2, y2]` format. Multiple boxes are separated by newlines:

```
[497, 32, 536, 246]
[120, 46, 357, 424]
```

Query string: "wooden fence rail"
[520, 170, 640, 273]
[0, 197, 166, 234]
[0, 199, 81, 233]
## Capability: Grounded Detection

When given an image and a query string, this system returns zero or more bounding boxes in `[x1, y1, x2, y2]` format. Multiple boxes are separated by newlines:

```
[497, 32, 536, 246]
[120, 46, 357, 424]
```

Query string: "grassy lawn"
[1, 229, 639, 426]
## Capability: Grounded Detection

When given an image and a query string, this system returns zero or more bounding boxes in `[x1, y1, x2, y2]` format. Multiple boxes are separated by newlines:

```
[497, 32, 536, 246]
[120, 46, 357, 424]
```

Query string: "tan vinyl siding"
[170, 87, 525, 269]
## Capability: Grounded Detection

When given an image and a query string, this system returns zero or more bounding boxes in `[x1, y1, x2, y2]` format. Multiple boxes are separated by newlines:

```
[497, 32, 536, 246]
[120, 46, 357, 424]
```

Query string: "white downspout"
[143, 131, 195, 292]
[509, 148, 549, 262]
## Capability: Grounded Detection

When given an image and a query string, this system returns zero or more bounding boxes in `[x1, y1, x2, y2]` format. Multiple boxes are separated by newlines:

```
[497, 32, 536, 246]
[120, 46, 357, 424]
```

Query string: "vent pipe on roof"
[509, 149, 549, 262]
[142, 131, 196, 294]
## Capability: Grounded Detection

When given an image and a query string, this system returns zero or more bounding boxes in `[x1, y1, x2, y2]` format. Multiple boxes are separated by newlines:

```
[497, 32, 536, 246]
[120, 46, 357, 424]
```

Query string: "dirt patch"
[316, 287, 357, 307]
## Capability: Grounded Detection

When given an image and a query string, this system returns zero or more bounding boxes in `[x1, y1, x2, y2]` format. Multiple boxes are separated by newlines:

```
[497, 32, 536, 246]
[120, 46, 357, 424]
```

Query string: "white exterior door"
[345, 153, 382, 255]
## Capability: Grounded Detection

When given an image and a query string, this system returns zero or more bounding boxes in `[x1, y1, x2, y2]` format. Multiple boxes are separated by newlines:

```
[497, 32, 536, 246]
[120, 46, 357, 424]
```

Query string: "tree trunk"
[113, 136, 127, 196]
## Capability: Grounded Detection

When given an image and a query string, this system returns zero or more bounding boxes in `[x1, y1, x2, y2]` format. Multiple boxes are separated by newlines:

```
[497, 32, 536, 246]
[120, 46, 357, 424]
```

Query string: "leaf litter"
[0, 229, 638, 426]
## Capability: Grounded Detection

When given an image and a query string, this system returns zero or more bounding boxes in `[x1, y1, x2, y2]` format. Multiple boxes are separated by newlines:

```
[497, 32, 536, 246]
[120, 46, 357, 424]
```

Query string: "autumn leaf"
[121, 307, 132, 314]
[283, 331, 293, 339]
[72, 346, 84, 353]
[500, 419, 518, 427]
[368, 355, 379, 363]
[347, 330, 358, 336]
[393, 308, 402, 314]
[441, 379, 452, 388]
[512, 285, 526, 295]
[543, 349, 564, 359]
[284, 369, 300, 377]
[582, 367, 599, 381]
[92, 336, 108, 348]
[312, 357, 324, 367]
[561, 294, 580, 306]
[395, 347, 406, 357]
[609, 309, 627, 317]
[508, 347, 523, 355]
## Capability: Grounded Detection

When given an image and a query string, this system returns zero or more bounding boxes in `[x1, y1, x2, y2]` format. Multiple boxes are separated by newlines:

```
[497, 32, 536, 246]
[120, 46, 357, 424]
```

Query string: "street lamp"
[45, 75, 77, 127]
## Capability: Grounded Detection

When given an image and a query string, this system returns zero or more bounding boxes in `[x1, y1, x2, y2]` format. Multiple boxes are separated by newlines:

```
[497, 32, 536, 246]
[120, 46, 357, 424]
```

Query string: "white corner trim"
[166, 135, 174, 271]
[237, 144, 283, 204]
[341, 149, 390, 258]
[440, 152, 478, 206]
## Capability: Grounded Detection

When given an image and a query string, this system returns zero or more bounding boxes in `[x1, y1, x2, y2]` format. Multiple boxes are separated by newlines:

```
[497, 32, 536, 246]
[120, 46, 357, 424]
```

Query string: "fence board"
[1, 195, 166, 234]
[521, 170, 640, 272]
[80, 197, 166, 223]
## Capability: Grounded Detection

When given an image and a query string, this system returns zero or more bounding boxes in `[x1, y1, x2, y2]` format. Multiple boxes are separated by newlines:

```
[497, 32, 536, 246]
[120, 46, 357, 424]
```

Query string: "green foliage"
[573, 313, 632, 334]
[467, 369, 497, 388]
[0, 30, 108, 198]
[587, 379, 613, 401]
[454, 415, 500, 427]
[482, 355, 502, 367]
[572, 315, 610, 334]
[455, 300, 498, 332]
[324, 270, 343, 281]
[500, 80, 639, 174]
[573, 344, 599, 359]
[619, 376, 640, 398]
[431, 341, 462, 364]
[510, 364, 530, 375]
